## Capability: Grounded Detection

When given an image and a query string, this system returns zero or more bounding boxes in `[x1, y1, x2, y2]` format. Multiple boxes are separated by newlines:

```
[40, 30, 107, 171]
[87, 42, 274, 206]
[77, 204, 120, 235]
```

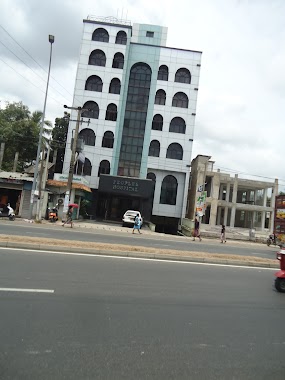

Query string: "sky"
[1, 0, 284, 191]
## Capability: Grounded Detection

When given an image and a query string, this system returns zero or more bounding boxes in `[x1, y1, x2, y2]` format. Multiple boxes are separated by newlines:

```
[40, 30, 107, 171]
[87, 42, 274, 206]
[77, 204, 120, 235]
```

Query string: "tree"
[50, 114, 69, 173]
[0, 102, 52, 171]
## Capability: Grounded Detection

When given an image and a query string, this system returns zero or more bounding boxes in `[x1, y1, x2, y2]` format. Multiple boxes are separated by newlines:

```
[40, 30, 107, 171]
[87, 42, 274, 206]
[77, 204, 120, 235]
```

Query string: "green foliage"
[51, 115, 69, 173]
[0, 101, 52, 171]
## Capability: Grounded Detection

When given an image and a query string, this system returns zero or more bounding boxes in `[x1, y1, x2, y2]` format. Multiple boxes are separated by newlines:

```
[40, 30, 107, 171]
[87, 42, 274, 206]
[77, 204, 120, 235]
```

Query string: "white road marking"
[0, 247, 277, 271]
[0, 287, 54, 293]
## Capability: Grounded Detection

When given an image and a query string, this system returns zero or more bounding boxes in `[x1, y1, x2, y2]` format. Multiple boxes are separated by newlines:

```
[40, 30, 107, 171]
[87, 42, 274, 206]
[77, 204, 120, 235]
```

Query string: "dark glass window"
[118, 63, 152, 177]
[160, 175, 178, 205]
[166, 143, 183, 160]
[109, 78, 121, 94]
[82, 101, 99, 119]
[115, 31, 127, 45]
[102, 131, 114, 148]
[169, 117, 186, 134]
[148, 140, 160, 157]
[88, 50, 106, 66]
[147, 172, 156, 182]
[172, 92, 188, 108]
[155, 89, 166, 105]
[152, 114, 163, 131]
[85, 75, 103, 92]
[112, 53, 124, 69]
[157, 65, 168, 81]
[105, 103, 117, 121]
[74, 157, 92, 176]
[175, 68, 191, 84]
[146, 31, 154, 37]
[98, 160, 110, 177]
[92, 28, 109, 42]
[78, 128, 95, 146]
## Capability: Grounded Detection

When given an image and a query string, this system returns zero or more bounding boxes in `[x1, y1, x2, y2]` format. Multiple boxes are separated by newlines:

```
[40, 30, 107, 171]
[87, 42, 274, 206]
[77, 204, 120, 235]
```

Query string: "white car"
[122, 210, 143, 227]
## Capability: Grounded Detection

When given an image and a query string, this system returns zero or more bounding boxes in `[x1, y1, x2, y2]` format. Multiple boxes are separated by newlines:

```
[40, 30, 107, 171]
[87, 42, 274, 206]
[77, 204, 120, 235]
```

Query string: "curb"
[0, 241, 278, 269]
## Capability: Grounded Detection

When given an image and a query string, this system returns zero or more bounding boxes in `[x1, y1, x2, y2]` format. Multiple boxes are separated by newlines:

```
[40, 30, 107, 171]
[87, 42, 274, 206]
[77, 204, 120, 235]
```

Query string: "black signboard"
[99, 175, 154, 199]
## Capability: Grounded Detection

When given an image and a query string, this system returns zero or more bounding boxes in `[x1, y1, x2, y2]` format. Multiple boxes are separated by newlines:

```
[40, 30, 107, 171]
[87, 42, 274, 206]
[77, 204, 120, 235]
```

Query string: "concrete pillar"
[217, 206, 222, 225]
[223, 206, 228, 225]
[209, 173, 220, 226]
[261, 211, 266, 231]
[226, 183, 230, 202]
[230, 174, 238, 227]
[13, 151, 19, 172]
[263, 188, 267, 207]
[269, 179, 278, 233]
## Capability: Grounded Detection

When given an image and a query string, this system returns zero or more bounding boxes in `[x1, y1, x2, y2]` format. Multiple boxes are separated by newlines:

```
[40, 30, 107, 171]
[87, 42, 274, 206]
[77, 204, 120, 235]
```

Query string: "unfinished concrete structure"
[186, 155, 278, 232]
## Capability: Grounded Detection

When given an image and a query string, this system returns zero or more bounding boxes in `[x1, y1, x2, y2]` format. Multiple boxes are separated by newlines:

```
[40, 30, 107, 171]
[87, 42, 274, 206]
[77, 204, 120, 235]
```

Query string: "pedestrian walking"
[132, 213, 142, 234]
[193, 217, 202, 241]
[221, 224, 226, 243]
[62, 205, 74, 228]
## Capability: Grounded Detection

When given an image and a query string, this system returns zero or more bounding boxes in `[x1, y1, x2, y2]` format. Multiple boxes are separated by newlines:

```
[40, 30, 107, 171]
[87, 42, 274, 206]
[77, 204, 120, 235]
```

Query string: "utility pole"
[62, 105, 90, 214]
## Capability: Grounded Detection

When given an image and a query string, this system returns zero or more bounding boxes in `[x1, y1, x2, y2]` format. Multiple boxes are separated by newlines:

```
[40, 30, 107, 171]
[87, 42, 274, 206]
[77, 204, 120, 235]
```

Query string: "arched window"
[148, 140, 160, 157]
[98, 160, 110, 177]
[152, 114, 163, 131]
[175, 68, 191, 84]
[105, 103, 117, 121]
[157, 65, 169, 81]
[81, 101, 99, 119]
[92, 28, 109, 42]
[147, 172, 156, 182]
[88, 50, 106, 66]
[112, 52, 124, 69]
[169, 117, 186, 134]
[78, 128, 95, 146]
[109, 78, 121, 94]
[85, 75, 103, 92]
[155, 89, 166, 105]
[115, 30, 127, 45]
[166, 143, 183, 160]
[160, 175, 178, 205]
[74, 157, 92, 176]
[102, 131, 114, 148]
[172, 92, 188, 108]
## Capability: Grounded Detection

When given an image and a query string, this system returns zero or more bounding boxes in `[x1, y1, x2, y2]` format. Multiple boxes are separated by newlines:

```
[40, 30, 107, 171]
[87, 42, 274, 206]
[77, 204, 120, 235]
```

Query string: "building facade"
[63, 16, 202, 233]
[186, 155, 278, 232]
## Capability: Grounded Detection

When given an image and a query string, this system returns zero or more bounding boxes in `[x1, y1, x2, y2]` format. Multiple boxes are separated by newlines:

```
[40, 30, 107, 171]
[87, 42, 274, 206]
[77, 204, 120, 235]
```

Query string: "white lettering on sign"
[112, 179, 139, 193]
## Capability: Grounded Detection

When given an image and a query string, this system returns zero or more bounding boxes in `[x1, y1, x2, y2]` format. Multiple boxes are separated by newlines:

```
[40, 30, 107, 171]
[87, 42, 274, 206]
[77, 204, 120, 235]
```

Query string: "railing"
[87, 15, 132, 26]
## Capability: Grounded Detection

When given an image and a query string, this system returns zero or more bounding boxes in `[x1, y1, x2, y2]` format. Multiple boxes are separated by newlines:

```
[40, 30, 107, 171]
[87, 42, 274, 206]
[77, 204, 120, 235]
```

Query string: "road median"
[0, 234, 278, 268]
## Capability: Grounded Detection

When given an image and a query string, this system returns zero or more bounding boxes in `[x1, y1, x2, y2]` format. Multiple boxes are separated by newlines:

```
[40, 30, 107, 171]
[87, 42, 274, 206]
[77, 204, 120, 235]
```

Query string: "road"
[0, 220, 277, 259]
[0, 247, 284, 379]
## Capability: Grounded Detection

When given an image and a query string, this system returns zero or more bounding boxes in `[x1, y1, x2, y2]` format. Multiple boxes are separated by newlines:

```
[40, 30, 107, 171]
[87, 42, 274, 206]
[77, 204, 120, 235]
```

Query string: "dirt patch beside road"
[0, 234, 277, 267]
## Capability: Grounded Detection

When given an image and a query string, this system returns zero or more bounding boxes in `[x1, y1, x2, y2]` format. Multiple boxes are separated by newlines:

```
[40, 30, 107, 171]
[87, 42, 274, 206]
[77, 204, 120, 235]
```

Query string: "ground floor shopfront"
[0, 174, 34, 218]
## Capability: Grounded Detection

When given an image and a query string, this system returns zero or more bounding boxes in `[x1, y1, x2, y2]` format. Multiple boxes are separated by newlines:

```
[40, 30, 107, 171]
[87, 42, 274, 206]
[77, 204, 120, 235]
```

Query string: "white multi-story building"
[63, 16, 202, 233]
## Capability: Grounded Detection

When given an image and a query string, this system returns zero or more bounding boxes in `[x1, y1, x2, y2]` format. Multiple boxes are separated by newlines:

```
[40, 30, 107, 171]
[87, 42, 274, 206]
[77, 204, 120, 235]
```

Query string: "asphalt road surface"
[0, 247, 284, 379]
[0, 220, 277, 260]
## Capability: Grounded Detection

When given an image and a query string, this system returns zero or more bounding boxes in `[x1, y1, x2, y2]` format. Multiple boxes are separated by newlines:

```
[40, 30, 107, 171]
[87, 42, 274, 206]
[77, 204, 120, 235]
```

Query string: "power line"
[0, 56, 63, 106]
[0, 39, 72, 104]
[0, 24, 81, 104]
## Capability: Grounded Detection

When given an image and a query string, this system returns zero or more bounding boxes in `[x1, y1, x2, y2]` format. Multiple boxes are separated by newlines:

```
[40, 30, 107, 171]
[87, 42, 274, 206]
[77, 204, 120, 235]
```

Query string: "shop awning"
[46, 179, 92, 193]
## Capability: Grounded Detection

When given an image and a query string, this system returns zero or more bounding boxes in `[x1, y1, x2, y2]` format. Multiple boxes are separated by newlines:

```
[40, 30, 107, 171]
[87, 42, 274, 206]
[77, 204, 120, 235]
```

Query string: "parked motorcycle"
[48, 204, 58, 223]
[267, 233, 282, 248]
[0, 203, 15, 221]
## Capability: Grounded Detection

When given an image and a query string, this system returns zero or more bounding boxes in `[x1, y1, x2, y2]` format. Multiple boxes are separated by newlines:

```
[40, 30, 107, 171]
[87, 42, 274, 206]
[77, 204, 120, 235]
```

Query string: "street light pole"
[29, 35, 54, 220]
